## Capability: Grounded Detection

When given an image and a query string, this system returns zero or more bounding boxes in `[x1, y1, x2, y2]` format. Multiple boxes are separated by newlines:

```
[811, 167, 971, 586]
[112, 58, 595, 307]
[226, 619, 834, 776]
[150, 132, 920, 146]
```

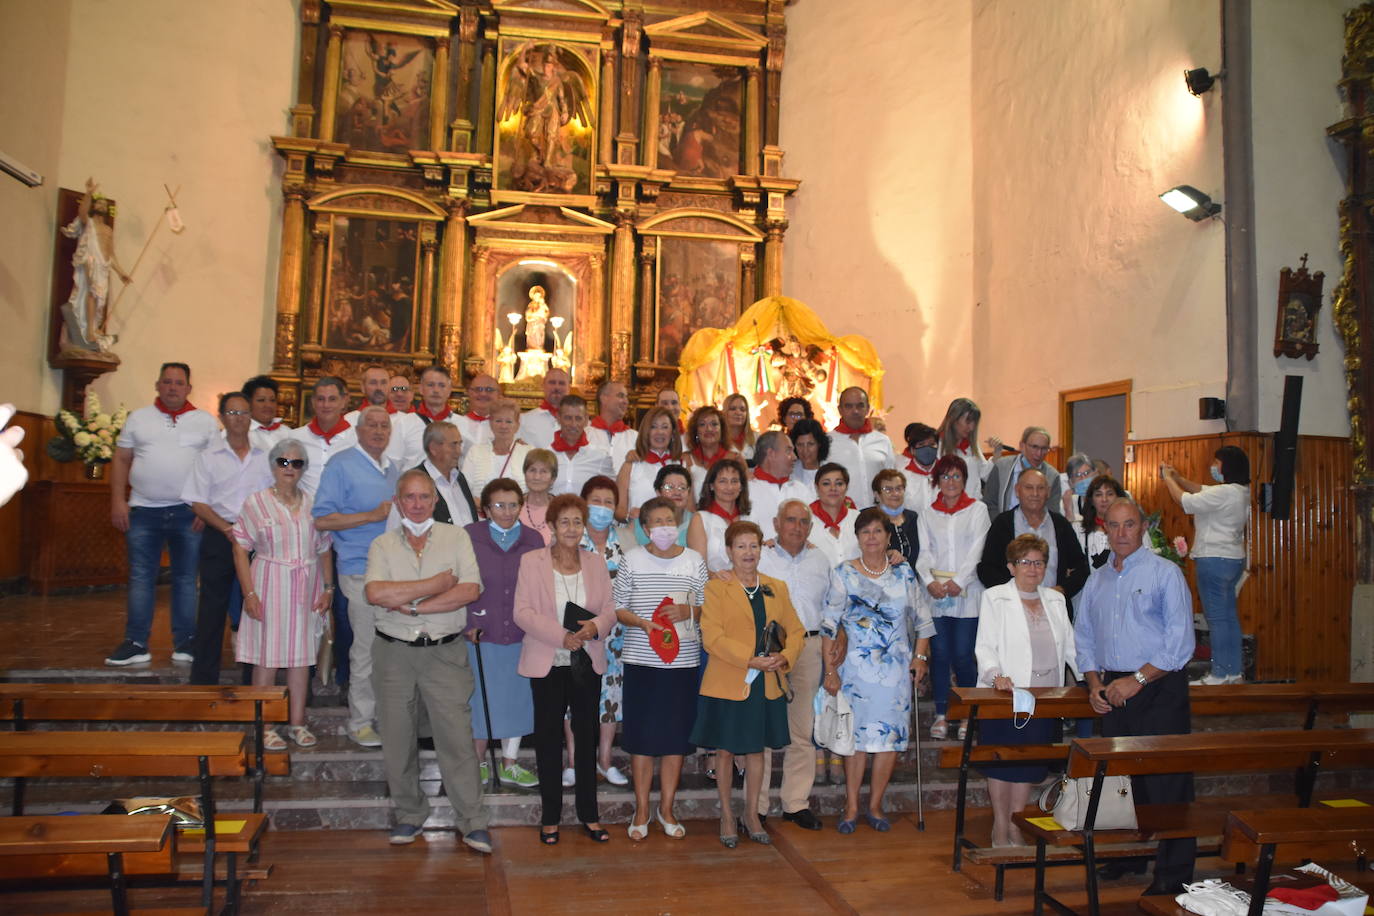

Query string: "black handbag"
[757, 619, 792, 701]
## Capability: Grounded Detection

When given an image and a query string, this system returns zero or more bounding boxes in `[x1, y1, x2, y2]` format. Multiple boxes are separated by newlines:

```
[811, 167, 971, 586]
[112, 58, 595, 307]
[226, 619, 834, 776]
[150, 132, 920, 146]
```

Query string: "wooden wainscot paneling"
[1123, 433, 1355, 681]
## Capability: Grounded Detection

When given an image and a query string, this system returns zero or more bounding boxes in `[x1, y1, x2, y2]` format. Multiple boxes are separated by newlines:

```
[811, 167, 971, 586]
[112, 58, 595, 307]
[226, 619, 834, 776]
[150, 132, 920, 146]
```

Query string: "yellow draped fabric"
[675, 296, 885, 410]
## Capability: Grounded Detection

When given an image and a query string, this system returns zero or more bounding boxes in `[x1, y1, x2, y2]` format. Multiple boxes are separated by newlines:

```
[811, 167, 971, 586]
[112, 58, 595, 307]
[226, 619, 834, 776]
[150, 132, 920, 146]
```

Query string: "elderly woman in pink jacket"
[514, 493, 618, 845]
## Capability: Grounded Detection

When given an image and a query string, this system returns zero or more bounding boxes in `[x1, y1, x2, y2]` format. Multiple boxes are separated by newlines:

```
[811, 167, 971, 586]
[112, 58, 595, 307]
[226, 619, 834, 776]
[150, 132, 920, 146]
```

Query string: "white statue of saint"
[61, 177, 130, 353]
[524, 285, 550, 353]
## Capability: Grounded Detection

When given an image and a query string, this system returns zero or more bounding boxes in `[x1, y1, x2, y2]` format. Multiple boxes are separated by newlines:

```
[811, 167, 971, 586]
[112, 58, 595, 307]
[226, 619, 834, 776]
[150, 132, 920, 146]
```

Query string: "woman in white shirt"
[616, 406, 684, 521]
[1073, 475, 1125, 570]
[809, 462, 859, 567]
[936, 398, 997, 501]
[914, 455, 991, 739]
[686, 457, 751, 572]
[788, 418, 828, 491]
[463, 399, 530, 506]
[974, 533, 1078, 847]
[721, 393, 756, 463]
[1161, 446, 1251, 684]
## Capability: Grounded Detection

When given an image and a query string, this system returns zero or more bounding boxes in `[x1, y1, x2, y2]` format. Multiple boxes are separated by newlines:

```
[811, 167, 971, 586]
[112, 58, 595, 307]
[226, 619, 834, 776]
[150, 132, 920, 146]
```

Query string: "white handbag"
[812, 687, 855, 757]
[1037, 774, 1137, 830]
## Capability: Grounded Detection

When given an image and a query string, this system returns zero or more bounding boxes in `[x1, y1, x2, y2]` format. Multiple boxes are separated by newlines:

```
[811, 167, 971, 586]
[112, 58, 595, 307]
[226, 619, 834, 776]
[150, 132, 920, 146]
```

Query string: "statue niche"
[494, 262, 576, 383]
[495, 40, 596, 196]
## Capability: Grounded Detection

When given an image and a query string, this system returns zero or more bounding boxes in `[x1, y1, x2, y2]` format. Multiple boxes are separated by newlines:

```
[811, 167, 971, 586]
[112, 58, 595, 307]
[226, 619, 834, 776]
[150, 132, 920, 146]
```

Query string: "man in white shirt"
[183, 391, 272, 685]
[586, 379, 636, 471]
[416, 365, 456, 425]
[345, 366, 424, 471]
[453, 372, 499, 457]
[389, 421, 478, 528]
[242, 375, 291, 454]
[289, 376, 356, 496]
[827, 386, 896, 509]
[388, 374, 414, 414]
[107, 361, 220, 666]
[747, 430, 812, 527]
[549, 394, 613, 496]
[757, 498, 833, 831]
[516, 367, 569, 448]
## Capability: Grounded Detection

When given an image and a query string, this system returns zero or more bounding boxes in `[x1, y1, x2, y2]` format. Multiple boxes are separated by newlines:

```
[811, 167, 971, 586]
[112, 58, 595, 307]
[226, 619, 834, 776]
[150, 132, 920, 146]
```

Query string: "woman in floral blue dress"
[821, 507, 934, 834]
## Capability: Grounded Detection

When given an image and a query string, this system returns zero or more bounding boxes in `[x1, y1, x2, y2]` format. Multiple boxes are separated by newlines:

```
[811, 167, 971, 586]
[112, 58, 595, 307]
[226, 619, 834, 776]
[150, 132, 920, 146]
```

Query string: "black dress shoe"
[782, 809, 823, 831]
[1096, 859, 1148, 880]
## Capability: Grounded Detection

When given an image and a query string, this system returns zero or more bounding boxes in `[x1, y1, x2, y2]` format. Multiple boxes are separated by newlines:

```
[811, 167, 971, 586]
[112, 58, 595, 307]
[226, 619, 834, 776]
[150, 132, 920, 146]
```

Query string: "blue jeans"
[1195, 556, 1245, 678]
[125, 504, 201, 646]
[930, 615, 979, 716]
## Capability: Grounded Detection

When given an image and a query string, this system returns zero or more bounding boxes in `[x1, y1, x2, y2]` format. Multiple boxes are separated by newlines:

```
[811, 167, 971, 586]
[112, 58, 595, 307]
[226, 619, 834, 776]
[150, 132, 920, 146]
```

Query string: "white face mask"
[648, 525, 678, 550]
[1012, 687, 1036, 728]
[400, 517, 435, 537]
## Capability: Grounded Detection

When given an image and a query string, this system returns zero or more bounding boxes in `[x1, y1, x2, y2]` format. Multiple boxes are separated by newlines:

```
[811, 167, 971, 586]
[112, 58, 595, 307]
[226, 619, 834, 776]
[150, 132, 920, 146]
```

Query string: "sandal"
[539, 828, 560, 845]
[286, 725, 317, 748]
[262, 728, 287, 751]
[929, 716, 948, 740]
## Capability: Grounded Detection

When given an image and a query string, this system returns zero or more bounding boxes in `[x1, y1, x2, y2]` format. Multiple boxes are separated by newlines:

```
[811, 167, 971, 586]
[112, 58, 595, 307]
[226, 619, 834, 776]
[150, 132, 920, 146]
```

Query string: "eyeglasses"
[659, 484, 689, 493]
[223, 409, 249, 417]
[470, 385, 498, 394]
[1014, 558, 1046, 568]
[390, 385, 410, 392]
[274, 457, 306, 469]
[879, 485, 905, 494]
[488, 501, 520, 511]
[938, 474, 963, 482]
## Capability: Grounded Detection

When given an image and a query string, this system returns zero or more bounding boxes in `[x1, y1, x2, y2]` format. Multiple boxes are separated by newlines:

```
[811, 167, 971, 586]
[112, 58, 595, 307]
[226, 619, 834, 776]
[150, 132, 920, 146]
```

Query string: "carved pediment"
[326, 0, 459, 30]
[491, 0, 611, 24]
[645, 11, 768, 56]
[307, 185, 446, 219]
[468, 204, 615, 235]
[637, 207, 763, 241]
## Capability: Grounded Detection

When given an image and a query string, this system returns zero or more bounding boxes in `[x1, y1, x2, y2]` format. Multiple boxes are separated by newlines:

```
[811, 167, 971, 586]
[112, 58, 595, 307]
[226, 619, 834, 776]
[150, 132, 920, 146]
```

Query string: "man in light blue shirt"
[315, 406, 399, 747]
[1074, 497, 1195, 895]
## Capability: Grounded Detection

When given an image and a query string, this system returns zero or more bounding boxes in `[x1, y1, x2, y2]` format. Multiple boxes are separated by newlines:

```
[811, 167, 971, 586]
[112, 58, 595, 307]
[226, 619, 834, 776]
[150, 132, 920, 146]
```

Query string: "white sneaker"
[561, 767, 576, 787]
[598, 764, 629, 786]
[349, 725, 382, 747]
[1196, 673, 1229, 686]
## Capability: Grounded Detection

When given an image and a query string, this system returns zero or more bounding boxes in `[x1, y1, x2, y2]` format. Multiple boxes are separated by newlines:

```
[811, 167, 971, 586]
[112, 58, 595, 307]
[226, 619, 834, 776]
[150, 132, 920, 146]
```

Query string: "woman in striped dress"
[231, 439, 333, 749]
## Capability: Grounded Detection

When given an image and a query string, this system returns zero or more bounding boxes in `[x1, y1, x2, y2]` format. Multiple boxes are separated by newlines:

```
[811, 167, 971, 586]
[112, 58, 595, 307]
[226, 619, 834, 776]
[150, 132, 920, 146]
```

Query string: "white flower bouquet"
[47, 392, 128, 465]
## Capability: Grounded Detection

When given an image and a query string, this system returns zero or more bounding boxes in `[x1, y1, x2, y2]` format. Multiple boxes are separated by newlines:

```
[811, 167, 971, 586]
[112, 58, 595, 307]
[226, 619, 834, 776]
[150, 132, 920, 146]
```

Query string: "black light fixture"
[1160, 185, 1222, 221]
[1184, 67, 1219, 96]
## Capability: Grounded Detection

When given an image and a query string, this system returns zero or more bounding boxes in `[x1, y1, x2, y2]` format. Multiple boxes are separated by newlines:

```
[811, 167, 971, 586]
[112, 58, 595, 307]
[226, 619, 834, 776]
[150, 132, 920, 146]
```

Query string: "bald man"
[826, 386, 896, 509]
[976, 467, 1088, 604]
[345, 366, 424, 471]
[454, 372, 499, 459]
[516, 367, 570, 448]
[586, 379, 636, 470]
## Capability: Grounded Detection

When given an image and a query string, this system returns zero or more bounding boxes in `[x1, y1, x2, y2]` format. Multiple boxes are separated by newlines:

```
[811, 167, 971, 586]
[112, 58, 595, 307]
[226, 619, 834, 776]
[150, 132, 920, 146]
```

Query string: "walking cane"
[912, 672, 926, 831]
[471, 628, 501, 790]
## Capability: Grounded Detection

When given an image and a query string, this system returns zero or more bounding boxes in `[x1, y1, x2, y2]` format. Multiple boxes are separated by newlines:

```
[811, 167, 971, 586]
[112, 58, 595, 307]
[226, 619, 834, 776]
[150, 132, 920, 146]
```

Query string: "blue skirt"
[466, 641, 534, 740]
[974, 716, 1062, 784]
[621, 664, 698, 757]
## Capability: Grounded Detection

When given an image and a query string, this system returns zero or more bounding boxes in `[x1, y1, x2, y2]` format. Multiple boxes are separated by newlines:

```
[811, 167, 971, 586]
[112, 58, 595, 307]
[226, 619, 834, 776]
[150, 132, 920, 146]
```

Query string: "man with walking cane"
[364, 469, 492, 852]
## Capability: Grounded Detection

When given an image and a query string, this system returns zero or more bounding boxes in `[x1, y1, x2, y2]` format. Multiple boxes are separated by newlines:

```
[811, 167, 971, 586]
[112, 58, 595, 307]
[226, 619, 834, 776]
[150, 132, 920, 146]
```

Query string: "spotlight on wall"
[1160, 185, 1222, 221]
[1184, 67, 1219, 96]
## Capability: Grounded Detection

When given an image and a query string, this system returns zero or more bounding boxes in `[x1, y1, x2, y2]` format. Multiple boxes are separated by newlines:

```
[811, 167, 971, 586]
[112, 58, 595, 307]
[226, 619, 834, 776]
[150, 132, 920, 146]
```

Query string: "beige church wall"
[779, 0, 975, 433]
[969, 0, 1228, 444]
[0, 0, 73, 413]
[6, 0, 297, 418]
[1251, 0, 1352, 437]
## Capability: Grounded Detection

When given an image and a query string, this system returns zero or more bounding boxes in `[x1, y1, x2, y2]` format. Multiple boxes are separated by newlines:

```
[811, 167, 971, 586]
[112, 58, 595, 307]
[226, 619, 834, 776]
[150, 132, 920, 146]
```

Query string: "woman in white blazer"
[973, 533, 1080, 847]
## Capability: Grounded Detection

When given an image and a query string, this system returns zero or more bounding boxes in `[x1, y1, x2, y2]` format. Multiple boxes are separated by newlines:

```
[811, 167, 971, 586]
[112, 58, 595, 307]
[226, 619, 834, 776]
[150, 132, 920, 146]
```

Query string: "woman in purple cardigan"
[463, 477, 546, 788]
[514, 493, 618, 844]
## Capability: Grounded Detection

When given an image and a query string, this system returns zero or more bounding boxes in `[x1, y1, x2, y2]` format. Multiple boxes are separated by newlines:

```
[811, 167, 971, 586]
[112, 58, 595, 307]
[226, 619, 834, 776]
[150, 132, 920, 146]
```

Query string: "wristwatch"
[1132, 670, 1148, 687]
[915, 653, 929, 662]
[406, 601, 420, 617]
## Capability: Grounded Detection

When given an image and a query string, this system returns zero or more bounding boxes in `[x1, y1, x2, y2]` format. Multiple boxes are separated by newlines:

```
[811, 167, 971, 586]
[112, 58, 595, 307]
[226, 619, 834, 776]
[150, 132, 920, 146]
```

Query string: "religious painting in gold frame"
[656, 60, 743, 179]
[334, 30, 435, 154]
[323, 215, 423, 354]
[655, 235, 742, 366]
[493, 39, 597, 197]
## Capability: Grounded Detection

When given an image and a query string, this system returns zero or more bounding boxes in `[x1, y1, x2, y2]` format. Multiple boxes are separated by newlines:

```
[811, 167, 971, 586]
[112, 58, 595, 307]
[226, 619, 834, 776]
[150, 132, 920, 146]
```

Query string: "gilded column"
[429, 36, 451, 152]
[273, 188, 308, 370]
[637, 237, 656, 363]
[745, 66, 761, 176]
[740, 244, 757, 310]
[452, 7, 479, 151]
[319, 24, 344, 142]
[587, 252, 607, 376]
[616, 11, 643, 164]
[762, 221, 786, 298]
[611, 214, 637, 381]
[764, 25, 785, 147]
[476, 38, 497, 157]
[417, 230, 438, 354]
[304, 214, 330, 344]
[438, 202, 468, 376]
[466, 244, 493, 378]
[641, 57, 662, 167]
[599, 47, 616, 167]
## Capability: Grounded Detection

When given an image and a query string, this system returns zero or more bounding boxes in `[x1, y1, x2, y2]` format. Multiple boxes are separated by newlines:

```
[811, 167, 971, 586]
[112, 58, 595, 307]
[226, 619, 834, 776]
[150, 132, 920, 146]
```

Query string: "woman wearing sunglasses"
[230, 439, 335, 749]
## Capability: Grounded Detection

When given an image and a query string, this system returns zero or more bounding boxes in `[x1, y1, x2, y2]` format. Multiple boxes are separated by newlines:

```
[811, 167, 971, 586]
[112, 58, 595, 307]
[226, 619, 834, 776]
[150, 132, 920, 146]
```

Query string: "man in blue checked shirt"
[1075, 497, 1196, 895]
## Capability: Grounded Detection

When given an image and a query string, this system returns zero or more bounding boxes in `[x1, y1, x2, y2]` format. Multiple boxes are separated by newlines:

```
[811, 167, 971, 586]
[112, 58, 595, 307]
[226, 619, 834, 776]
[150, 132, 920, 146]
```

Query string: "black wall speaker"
[1199, 397, 1226, 420]
[1266, 375, 1302, 520]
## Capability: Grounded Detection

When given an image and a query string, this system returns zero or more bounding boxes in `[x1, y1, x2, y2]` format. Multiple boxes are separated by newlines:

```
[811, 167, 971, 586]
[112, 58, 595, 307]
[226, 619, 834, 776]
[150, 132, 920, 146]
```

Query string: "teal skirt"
[690, 675, 789, 755]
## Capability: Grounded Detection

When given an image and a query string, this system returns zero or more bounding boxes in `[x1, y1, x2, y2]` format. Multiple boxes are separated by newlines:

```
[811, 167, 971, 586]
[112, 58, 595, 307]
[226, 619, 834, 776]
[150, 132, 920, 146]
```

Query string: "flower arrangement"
[1146, 511, 1188, 568]
[47, 392, 128, 465]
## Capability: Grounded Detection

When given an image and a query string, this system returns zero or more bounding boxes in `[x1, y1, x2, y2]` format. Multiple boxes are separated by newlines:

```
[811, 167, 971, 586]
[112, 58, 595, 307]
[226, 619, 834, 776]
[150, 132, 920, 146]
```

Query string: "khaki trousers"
[372, 634, 488, 833]
[759, 635, 823, 816]
[338, 574, 376, 733]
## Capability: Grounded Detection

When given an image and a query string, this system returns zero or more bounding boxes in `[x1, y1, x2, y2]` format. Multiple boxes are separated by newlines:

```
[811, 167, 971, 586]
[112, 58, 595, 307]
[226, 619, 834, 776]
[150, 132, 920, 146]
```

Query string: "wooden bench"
[944, 683, 1374, 894]
[0, 683, 290, 814]
[0, 731, 261, 914]
[1014, 728, 1374, 916]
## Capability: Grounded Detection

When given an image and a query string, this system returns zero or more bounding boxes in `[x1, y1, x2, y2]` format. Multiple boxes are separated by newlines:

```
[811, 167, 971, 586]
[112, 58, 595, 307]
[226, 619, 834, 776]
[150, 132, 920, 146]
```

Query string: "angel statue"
[497, 41, 593, 194]
[61, 177, 130, 355]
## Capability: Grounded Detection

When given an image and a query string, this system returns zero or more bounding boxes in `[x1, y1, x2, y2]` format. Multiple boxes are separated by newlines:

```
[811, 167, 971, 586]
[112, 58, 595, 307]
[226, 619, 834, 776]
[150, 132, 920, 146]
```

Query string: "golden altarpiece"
[266, 0, 797, 419]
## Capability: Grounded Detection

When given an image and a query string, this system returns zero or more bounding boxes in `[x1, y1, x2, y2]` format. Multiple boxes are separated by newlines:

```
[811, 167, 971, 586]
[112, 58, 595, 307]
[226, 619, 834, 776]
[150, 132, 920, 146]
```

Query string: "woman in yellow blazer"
[691, 520, 805, 849]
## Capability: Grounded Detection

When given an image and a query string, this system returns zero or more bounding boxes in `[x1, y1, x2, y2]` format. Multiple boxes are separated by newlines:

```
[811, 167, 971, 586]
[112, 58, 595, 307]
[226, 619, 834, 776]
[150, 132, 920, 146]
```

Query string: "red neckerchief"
[385, 402, 412, 414]
[308, 416, 351, 444]
[706, 501, 739, 523]
[753, 468, 790, 486]
[465, 410, 487, 422]
[591, 415, 630, 434]
[958, 438, 971, 451]
[692, 445, 729, 466]
[835, 419, 873, 436]
[731, 432, 747, 450]
[551, 431, 588, 454]
[931, 492, 976, 515]
[416, 403, 452, 422]
[539, 399, 559, 416]
[257, 419, 283, 431]
[642, 449, 671, 465]
[810, 499, 854, 533]
[155, 398, 196, 424]
[906, 458, 932, 476]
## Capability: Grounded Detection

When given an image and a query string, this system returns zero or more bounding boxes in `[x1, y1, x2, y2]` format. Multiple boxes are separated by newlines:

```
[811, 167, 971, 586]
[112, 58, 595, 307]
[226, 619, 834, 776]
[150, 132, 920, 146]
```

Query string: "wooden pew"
[0, 731, 259, 913]
[1014, 728, 1374, 916]
[0, 814, 195, 915]
[944, 682, 1374, 892]
[0, 683, 290, 814]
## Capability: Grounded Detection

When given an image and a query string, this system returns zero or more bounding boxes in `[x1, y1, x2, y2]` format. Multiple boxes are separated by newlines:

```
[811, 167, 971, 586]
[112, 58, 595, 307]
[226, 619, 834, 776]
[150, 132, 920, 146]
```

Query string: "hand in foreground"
[312, 589, 332, 615]
[660, 602, 692, 624]
[992, 675, 1015, 693]
[1102, 676, 1141, 709]
[748, 652, 784, 672]
[561, 632, 585, 651]
[822, 668, 841, 696]
[0, 405, 27, 508]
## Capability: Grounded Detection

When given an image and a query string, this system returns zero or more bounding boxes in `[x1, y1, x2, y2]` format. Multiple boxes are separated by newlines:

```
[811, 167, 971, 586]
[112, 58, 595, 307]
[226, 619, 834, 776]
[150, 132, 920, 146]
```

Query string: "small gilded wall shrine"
[267, 0, 796, 418]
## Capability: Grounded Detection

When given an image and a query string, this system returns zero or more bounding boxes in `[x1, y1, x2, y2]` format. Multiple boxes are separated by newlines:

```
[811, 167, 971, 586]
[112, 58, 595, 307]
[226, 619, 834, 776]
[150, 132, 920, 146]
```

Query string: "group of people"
[106, 361, 1247, 889]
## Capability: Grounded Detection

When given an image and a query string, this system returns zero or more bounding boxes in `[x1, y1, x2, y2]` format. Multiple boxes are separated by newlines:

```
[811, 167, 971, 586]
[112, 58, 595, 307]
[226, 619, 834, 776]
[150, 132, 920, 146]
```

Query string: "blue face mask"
[879, 502, 904, 518]
[1210, 466, 1224, 483]
[1012, 687, 1036, 728]
[1073, 478, 1091, 498]
[587, 504, 615, 531]
[913, 445, 938, 467]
